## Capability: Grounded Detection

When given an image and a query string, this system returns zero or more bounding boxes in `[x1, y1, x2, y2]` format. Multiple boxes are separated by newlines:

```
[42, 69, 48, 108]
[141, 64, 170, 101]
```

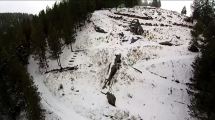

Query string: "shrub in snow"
[58, 84, 63, 90]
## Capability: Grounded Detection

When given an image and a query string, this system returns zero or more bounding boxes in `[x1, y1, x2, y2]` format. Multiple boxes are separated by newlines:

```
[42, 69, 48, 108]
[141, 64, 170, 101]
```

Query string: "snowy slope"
[28, 6, 197, 120]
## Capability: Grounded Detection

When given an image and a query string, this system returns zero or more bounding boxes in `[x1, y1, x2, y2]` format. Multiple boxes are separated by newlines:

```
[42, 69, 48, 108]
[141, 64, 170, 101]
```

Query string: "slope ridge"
[28, 6, 196, 120]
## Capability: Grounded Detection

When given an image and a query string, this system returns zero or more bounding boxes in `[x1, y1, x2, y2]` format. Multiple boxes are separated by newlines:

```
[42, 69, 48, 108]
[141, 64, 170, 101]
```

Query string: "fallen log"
[114, 12, 153, 20]
[45, 66, 78, 74]
[131, 67, 142, 73]
[159, 41, 173, 46]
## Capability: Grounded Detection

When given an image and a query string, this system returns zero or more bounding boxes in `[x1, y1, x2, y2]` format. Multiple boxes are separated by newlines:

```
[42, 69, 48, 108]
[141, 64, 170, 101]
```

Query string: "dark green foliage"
[124, 0, 140, 8]
[188, 43, 199, 52]
[142, 0, 148, 6]
[0, 47, 43, 120]
[151, 0, 161, 8]
[181, 6, 187, 15]
[16, 18, 32, 65]
[0, 13, 31, 32]
[190, 0, 215, 119]
[7, 59, 44, 120]
[47, 26, 63, 69]
[31, 17, 48, 71]
[0, 13, 44, 119]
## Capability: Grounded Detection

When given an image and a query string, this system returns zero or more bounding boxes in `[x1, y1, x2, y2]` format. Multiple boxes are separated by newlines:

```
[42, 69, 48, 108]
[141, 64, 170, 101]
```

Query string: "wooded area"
[190, 0, 215, 119]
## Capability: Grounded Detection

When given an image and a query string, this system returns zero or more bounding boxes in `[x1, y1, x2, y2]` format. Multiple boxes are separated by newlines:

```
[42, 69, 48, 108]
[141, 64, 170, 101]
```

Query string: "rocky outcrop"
[129, 19, 144, 35]
[106, 92, 116, 106]
[130, 37, 140, 44]
[94, 25, 107, 33]
[101, 91, 116, 107]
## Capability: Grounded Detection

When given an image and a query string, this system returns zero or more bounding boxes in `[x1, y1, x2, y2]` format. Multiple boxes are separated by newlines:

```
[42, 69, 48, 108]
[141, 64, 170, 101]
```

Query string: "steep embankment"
[28, 6, 196, 120]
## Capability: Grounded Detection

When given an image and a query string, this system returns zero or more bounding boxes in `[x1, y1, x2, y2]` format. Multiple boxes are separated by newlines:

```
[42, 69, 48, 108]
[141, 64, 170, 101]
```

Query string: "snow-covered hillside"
[28, 6, 196, 120]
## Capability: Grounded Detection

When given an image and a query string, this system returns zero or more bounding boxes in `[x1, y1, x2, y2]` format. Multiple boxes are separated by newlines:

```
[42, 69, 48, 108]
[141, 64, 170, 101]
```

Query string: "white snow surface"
[28, 6, 197, 120]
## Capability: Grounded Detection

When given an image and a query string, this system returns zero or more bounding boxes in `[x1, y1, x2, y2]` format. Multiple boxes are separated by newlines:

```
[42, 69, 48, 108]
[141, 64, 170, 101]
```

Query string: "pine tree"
[152, 0, 161, 8]
[190, 0, 215, 119]
[181, 6, 187, 15]
[31, 17, 48, 72]
[158, 0, 161, 8]
[142, 0, 148, 6]
[48, 26, 63, 69]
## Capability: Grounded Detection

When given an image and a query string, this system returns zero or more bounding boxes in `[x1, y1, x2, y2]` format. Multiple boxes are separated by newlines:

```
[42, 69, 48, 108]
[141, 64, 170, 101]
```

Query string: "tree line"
[142, 0, 161, 8]
[0, 13, 44, 120]
[0, 0, 141, 119]
[189, 0, 215, 119]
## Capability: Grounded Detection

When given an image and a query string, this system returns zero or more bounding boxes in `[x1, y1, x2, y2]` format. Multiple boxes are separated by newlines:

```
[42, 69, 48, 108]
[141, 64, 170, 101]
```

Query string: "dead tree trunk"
[103, 54, 121, 89]
[70, 43, 73, 52]
[57, 56, 62, 70]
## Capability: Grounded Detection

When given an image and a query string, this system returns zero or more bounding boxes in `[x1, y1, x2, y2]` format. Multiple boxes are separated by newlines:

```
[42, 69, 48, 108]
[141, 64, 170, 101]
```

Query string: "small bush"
[58, 84, 63, 90]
